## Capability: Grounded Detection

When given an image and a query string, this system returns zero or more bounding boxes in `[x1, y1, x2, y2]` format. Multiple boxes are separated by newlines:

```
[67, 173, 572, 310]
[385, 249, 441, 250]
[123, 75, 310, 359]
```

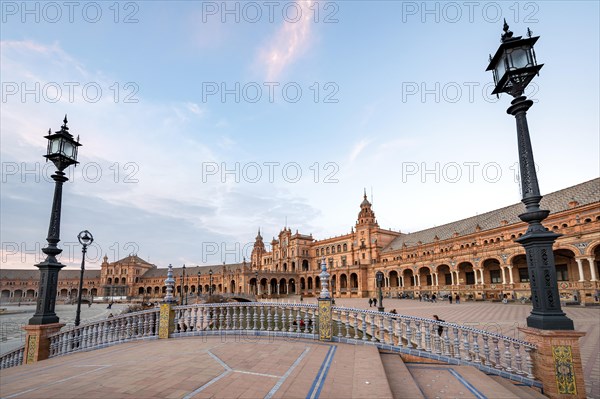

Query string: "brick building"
[1, 178, 599, 304]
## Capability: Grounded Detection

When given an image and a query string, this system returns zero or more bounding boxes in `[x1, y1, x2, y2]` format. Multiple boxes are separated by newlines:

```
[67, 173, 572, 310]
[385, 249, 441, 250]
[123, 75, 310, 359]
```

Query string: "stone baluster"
[311, 309, 317, 335]
[424, 321, 431, 352]
[259, 306, 265, 331]
[145, 313, 151, 336]
[452, 327, 461, 359]
[442, 327, 451, 356]
[379, 315, 385, 343]
[219, 306, 225, 330]
[523, 346, 534, 379]
[396, 317, 403, 348]
[433, 326, 441, 354]
[238, 306, 243, 330]
[105, 320, 112, 344]
[388, 317, 394, 346]
[232, 306, 238, 330]
[154, 312, 160, 335]
[226, 306, 232, 330]
[66, 329, 75, 352]
[267, 306, 272, 331]
[414, 321, 422, 349]
[288, 308, 295, 333]
[246, 306, 252, 330]
[87, 325, 94, 347]
[482, 335, 492, 366]
[503, 339, 513, 372]
[345, 311, 352, 339]
[462, 330, 471, 361]
[405, 320, 413, 348]
[513, 342, 523, 374]
[353, 313, 359, 340]
[253, 306, 259, 330]
[190, 308, 197, 332]
[370, 314, 377, 342]
[273, 305, 279, 331]
[472, 331, 481, 363]
[361, 313, 368, 341]
[296, 310, 302, 333]
[493, 337, 502, 369]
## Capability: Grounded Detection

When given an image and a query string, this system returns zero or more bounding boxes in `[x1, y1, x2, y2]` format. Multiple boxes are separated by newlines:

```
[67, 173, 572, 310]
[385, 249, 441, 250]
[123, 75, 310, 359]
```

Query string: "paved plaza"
[1, 299, 598, 398]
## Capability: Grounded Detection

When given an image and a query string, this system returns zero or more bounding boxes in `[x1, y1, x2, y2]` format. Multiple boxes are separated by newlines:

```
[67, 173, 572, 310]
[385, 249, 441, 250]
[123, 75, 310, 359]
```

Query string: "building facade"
[2, 179, 599, 304]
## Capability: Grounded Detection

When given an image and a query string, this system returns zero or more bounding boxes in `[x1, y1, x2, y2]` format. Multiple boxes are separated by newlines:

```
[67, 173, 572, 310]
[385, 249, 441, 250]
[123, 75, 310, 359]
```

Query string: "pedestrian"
[449, 294, 453, 304]
[108, 313, 114, 318]
[502, 294, 508, 304]
[373, 297, 378, 307]
[431, 293, 437, 303]
[418, 294, 422, 302]
[390, 309, 397, 314]
[300, 295, 303, 303]
[455, 293, 460, 304]
[368, 298, 373, 307]
[433, 315, 445, 336]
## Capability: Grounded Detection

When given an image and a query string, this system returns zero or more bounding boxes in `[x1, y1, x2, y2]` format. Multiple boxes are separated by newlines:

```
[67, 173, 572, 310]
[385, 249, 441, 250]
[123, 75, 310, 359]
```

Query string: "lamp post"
[75, 230, 93, 327]
[182, 264, 187, 305]
[209, 269, 213, 296]
[29, 117, 82, 325]
[376, 271, 384, 312]
[486, 21, 573, 330]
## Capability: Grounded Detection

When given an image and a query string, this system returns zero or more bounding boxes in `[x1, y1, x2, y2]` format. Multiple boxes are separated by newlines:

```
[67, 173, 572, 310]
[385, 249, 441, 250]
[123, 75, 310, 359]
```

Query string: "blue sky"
[1, 1, 598, 270]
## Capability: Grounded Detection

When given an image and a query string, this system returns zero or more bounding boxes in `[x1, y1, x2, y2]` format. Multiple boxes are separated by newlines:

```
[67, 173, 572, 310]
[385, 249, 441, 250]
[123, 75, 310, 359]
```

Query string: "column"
[434, 272, 439, 286]
[286, 283, 289, 294]
[474, 270, 479, 285]
[507, 266, 514, 284]
[450, 272, 455, 286]
[587, 257, 597, 281]
[576, 259, 585, 282]
[455, 271, 460, 285]
[501, 266, 507, 284]
[480, 269, 485, 284]
[399, 276, 404, 288]
[416, 275, 421, 287]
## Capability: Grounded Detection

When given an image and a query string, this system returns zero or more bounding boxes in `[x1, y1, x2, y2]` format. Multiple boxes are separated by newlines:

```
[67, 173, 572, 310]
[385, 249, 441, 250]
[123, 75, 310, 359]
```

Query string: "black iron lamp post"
[486, 21, 573, 330]
[29, 116, 82, 325]
[376, 271, 384, 312]
[209, 269, 213, 296]
[75, 230, 93, 327]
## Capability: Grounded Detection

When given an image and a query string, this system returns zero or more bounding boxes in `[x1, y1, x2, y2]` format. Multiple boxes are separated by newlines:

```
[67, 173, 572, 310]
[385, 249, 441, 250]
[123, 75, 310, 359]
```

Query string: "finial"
[488, 54, 493, 63]
[363, 188, 367, 198]
[61, 115, 69, 131]
[527, 27, 533, 38]
[501, 19, 514, 42]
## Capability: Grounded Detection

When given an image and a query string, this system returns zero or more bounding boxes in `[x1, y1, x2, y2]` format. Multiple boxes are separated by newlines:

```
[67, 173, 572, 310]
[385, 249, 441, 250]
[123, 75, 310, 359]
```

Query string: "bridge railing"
[171, 302, 318, 337]
[46, 308, 160, 358]
[0, 346, 24, 370]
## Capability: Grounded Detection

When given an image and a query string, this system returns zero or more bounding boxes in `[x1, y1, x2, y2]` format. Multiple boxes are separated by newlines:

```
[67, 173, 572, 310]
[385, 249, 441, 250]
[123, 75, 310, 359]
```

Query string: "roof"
[111, 255, 155, 268]
[140, 263, 247, 278]
[382, 178, 600, 252]
[0, 269, 101, 280]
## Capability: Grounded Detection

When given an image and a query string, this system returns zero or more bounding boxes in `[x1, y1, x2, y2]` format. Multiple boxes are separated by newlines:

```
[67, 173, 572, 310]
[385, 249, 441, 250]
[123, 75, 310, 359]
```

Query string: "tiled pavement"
[0, 336, 393, 399]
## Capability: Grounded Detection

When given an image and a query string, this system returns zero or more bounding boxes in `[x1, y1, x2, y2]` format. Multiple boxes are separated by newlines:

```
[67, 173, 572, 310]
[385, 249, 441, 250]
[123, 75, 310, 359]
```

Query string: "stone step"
[488, 375, 547, 399]
[405, 363, 534, 399]
[380, 352, 425, 399]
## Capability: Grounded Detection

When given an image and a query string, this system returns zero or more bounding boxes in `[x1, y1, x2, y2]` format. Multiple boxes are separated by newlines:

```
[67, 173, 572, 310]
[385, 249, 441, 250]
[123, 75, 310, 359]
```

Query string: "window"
[465, 272, 475, 285]
[519, 268, 529, 282]
[490, 269, 502, 283]
[445, 274, 452, 285]
[341, 256, 347, 267]
[556, 265, 569, 281]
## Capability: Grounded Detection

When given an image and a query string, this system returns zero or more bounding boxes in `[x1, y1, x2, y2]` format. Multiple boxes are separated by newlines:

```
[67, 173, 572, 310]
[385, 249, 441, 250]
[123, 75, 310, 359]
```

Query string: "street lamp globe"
[486, 20, 543, 97]
[44, 115, 81, 170]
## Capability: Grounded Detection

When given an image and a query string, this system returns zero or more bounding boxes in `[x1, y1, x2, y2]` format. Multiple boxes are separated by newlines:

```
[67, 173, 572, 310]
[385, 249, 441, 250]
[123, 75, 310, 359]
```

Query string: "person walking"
[455, 293, 460, 304]
[368, 298, 373, 307]
[433, 315, 445, 336]
[449, 294, 453, 304]
[431, 293, 437, 303]
[373, 297, 378, 307]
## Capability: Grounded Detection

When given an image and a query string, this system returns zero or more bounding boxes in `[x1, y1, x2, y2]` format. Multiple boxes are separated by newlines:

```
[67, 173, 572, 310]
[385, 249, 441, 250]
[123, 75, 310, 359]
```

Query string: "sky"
[1, 1, 598, 271]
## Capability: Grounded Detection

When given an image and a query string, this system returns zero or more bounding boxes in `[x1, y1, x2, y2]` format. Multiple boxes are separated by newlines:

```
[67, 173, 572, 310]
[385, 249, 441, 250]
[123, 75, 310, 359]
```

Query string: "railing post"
[23, 323, 64, 364]
[317, 257, 333, 341]
[158, 303, 175, 339]
[519, 327, 586, 399]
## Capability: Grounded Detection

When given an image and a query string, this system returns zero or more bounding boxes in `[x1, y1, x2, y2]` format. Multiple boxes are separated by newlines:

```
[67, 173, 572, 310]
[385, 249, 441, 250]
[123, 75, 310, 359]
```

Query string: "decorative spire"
[501, 19, 514, 42]
[527, 27, 533, 38]
[318, 257, 331, 299]
[61, 115, 69, 131]
[164, 264, 176, 303]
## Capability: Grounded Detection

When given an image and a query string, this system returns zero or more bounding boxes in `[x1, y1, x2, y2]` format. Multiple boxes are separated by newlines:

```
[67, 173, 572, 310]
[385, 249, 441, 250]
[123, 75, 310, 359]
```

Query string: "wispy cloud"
[257, 0, 315, 80]
[349, 138, 372, 162]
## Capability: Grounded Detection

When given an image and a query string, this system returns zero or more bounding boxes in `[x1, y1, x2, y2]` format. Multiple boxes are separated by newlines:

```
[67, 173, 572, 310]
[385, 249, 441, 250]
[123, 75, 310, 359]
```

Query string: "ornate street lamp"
[75, 230, 93, 327]
[209, 269, 213, 296]
[29, 116, 82, 326]
[182, 264, 188, 305]
[486, 22, 573, 330]
[376, 271, 384, 312]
